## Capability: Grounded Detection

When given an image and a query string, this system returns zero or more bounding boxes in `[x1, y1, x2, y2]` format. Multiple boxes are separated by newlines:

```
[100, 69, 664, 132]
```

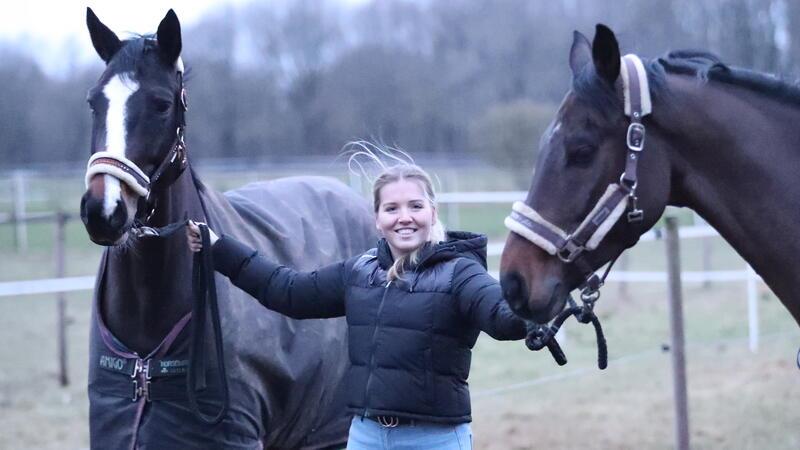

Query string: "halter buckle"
[131, 226, 160, 238]
[627, 195, 643, 223]
[618, 174, 637, 192]
[626, 123, 645, 151]
[580, 287, 601, 305]
[627, 209, 643, 223]
[557, 240, 584, 263]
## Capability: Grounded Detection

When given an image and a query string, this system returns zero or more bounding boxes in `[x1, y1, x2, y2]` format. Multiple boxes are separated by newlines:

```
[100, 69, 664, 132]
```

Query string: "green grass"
[468, 283, 799, 449]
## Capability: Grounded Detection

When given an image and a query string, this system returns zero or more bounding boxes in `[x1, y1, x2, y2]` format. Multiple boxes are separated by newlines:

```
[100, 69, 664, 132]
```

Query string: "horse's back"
[223, 176, 374, 268]
[199, 176, 374, 449]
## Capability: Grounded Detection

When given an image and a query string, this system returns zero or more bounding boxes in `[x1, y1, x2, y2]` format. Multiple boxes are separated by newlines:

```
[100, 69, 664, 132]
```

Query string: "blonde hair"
[345, 141, 446, 281]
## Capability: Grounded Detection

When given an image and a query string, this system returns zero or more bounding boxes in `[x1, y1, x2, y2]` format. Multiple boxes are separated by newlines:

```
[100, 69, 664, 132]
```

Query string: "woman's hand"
[186, 220, 220, 252]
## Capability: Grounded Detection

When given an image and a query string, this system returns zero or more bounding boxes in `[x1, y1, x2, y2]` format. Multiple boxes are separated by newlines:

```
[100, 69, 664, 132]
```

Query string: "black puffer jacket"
[213, 231, 527, 424]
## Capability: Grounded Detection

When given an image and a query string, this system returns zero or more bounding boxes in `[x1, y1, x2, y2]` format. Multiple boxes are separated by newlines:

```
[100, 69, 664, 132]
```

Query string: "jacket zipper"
[363, 280, 391, 416]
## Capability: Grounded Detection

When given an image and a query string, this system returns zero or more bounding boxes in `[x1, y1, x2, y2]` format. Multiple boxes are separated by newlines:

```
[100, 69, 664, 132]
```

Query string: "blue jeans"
[346, 416, 472, 450]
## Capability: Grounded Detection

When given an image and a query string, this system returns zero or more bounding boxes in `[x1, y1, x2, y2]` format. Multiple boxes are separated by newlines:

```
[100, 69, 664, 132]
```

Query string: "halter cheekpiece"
[505, 54, 652, 369]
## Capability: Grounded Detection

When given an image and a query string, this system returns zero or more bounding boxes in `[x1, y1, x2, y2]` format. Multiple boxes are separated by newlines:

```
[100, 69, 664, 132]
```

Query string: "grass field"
[1, 168, 799, 449]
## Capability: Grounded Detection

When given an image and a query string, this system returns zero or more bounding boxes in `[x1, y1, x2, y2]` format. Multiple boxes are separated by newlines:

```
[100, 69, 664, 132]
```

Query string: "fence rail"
[1, 192, 765, 357]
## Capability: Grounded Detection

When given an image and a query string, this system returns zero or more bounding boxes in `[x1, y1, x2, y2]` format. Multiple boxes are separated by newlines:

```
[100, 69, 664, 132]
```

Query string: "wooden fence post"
[664, 217, 690, 450]
[746, 264, 759, 353]
[55, 212, 69, 386]
[12, 171, 28, 252]
[617, 252, 630, 299]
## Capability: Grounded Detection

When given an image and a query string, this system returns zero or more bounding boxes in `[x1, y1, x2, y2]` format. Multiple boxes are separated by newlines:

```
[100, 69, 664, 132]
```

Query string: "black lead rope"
[523, 255, 622, 371]
[187, 223, 229, 425]
[131, 220, 230, 425]
[524, 297, 608, 370]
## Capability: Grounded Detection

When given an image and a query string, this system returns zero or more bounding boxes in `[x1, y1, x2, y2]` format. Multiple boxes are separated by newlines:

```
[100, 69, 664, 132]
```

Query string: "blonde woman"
[187, 149, 526, 449]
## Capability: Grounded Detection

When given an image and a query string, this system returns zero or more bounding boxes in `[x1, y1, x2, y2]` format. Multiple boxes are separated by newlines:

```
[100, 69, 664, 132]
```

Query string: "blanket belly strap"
[92, 373, 190, 402]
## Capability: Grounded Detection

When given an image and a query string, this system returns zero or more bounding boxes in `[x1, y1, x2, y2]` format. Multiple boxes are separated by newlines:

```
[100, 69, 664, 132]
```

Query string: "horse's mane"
[573, 49, 800, 110]
[653, 50, 800, 105]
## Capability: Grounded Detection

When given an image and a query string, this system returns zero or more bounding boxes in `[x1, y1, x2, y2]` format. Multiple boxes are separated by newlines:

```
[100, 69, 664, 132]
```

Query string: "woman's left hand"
[186, 220, 220, 252]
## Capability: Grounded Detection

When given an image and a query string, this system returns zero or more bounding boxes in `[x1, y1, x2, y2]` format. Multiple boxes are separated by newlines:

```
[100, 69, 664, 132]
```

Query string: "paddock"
[1, 165, 797, 449]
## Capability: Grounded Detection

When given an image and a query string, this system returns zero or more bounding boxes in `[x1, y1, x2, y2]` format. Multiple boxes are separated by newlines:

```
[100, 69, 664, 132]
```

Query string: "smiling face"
[375, 178, 438, 259]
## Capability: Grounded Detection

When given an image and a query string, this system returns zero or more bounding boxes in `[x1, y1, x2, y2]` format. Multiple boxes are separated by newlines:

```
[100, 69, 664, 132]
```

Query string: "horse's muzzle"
[80, 191, 128, 245]
[501, 271, 569, 323]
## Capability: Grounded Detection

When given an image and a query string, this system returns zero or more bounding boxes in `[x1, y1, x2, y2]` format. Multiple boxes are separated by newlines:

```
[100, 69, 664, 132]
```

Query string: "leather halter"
[84, 65, 189, 224]
[505, 54, 651, 298]
[504, 54, 652, 368]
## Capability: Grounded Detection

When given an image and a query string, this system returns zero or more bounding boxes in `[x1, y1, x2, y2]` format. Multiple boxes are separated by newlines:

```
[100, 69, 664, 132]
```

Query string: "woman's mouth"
[395, 227, 417, 237]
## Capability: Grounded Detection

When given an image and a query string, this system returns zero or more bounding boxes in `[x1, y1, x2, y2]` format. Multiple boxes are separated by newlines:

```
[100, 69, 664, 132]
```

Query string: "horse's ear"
[156, 9, 182, 67]
[592, 24, 621, 85]
[569, 31, 592, 76]
[86, 7, 121, 64]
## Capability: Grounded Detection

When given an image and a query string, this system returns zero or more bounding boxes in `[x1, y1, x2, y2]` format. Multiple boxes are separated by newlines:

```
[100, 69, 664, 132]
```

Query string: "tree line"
[1, 0, 797, 174]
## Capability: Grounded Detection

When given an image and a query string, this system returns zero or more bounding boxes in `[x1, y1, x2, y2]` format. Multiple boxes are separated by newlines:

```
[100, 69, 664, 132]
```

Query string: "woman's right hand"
[186, 220, 219, 252]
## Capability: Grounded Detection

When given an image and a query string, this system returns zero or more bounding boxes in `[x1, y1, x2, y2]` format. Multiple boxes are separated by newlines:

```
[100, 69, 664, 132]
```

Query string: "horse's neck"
[102, 170, 205, 355]
[667, 78, 800, 322]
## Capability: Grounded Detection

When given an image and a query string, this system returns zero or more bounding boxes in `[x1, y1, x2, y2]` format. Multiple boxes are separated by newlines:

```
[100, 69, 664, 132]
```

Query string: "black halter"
[505, 54, 652, 369]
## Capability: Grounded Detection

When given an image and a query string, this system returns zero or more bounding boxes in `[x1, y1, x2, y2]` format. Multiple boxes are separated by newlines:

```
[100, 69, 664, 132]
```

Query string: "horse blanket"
[88, 176, 376, 449]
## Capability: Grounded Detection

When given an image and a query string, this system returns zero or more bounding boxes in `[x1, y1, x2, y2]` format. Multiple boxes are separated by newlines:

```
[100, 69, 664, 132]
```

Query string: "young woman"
[187, 159, 527, 449]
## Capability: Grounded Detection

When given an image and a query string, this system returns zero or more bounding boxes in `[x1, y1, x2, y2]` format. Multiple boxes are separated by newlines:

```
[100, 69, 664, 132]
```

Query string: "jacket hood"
[377, 231, 488, 270]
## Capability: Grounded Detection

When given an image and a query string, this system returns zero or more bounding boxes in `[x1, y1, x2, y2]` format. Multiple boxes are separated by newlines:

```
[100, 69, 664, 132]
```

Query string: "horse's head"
[80, 8, 187, 245]
[500, 25, 671, 322]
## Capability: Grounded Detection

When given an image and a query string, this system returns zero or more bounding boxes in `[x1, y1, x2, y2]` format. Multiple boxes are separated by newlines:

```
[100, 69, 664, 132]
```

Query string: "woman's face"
[375, 179, 438, 259]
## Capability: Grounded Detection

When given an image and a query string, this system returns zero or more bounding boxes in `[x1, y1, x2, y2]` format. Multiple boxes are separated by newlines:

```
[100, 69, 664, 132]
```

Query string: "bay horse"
[499, 24, 800, 333]
[79, 8, 375, 449]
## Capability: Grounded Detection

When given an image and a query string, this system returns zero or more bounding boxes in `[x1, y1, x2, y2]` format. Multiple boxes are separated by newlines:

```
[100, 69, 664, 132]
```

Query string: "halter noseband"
[84, 60, 189, 223]
[506, 54, 652, 368]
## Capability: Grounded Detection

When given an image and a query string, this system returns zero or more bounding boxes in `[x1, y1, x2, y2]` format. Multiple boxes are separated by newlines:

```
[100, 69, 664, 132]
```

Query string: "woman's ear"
[431, 205, 438, 225]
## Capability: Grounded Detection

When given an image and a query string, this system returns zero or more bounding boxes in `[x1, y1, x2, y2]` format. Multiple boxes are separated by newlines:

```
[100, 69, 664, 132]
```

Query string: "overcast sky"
[0, 0, 366, 77]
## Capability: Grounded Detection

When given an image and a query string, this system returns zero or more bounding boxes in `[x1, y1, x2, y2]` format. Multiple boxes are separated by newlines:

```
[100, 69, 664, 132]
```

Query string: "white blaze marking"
[102, 175, 121, 218]
[102, 75, 139, 218]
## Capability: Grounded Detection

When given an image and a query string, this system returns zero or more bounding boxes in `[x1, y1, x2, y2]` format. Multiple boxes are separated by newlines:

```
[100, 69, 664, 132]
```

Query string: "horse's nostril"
[109, 200, 127, 230]
[80, 193, 128, 245]
[501, 272, 528, 313]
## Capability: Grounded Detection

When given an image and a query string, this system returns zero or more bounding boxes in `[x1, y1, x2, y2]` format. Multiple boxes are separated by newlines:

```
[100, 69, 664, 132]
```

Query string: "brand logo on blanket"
[99, 355, 126, 372]
[159, 359, 188, 374]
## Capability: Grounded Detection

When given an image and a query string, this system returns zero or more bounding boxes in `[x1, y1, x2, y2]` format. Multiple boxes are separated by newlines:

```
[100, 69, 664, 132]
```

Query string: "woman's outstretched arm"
[188, 222, 352, 319]
[453, 258, 528, 341]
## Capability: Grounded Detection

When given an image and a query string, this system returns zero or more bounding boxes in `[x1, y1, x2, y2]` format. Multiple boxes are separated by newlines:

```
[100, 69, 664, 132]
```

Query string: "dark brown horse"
[79, 9, 374, 449]
[499, 24, 800, 331]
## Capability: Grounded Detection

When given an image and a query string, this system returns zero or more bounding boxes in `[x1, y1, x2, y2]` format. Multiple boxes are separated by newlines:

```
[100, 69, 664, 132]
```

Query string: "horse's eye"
[153, 99, 171, 114]
[566, 144, 596, 166]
